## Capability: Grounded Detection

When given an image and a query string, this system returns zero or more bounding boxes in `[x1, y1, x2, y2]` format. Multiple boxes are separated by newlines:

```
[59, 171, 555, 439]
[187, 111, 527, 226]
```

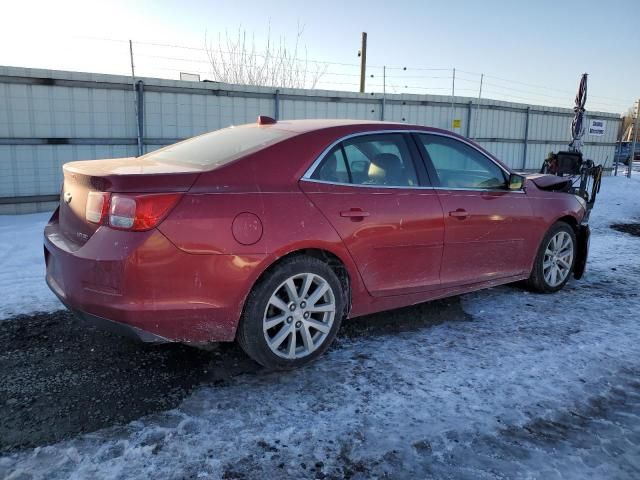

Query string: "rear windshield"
[143, 126, 292, 167]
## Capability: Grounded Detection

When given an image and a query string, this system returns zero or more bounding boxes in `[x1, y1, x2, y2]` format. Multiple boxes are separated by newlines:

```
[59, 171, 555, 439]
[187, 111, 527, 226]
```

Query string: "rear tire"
[237, 255, 345, 370]
[526, 222, 576, 293]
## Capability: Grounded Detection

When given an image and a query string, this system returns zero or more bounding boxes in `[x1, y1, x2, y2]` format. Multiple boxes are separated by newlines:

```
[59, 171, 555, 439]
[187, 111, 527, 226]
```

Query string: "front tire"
[237, 255, 345, 370]
[526, 222, 576, 293]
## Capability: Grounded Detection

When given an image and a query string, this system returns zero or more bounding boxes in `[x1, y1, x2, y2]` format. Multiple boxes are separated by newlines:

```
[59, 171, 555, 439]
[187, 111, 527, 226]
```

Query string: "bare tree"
[205, 24, 327, 89]
[618, 105, 636, 141]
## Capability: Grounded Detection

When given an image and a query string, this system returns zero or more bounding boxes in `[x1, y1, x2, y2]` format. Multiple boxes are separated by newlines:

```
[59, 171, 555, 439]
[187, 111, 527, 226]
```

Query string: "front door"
[415, 133, 534, 287]
[300, 132, 444, 297]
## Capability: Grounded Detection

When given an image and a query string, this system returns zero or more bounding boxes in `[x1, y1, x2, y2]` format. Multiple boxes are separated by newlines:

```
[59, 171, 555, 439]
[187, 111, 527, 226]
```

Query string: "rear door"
[414, 133, 535, 287]
[300, 132, 444, 297]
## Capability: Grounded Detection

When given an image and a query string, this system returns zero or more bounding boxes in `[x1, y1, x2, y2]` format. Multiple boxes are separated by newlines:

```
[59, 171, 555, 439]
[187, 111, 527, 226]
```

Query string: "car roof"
[258, 118, 430, 134]
[252, 118, 512, 175]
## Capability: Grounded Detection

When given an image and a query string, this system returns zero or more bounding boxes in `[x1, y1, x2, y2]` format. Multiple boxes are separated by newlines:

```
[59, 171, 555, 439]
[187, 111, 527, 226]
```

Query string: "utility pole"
[628, 99, 639, 178]
[129, 40, 143, 157]
[359, 32, 367, 93]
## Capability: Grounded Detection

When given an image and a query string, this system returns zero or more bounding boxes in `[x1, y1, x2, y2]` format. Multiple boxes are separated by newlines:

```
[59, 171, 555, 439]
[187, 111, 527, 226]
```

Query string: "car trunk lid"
[59, 157, 201, 246]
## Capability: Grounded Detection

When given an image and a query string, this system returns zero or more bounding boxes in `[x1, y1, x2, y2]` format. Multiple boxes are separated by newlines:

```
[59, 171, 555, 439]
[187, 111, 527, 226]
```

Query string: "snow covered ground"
[0, 212, 61, 318]
[1, 176, 640, 479]
[612, 159, 640, 177]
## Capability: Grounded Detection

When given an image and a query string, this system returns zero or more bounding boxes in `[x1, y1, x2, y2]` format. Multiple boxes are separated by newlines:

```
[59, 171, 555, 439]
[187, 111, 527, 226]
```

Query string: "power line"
[383, 66, 451, 71]
[461, 69, 629, 103]
[454, 71, 629, 107]
[136, 53, 628, 107]
[80, 35, 630, 112]
[87, 36, 368, 68]
[482, 82, 570, 101]
[136, 54, 364, 77]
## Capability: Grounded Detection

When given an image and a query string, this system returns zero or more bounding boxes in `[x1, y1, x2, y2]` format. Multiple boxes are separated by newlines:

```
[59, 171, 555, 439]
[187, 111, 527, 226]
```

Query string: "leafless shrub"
[204, 24, 327, 89]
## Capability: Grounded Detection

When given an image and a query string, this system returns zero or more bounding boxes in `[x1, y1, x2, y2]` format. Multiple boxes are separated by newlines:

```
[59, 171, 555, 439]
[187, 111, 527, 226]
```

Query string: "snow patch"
[0, 212, 61, 318]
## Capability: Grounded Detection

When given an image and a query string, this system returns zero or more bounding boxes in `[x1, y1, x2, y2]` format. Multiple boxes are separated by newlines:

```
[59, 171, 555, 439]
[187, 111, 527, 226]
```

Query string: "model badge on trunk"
[64, 192, 72, 204]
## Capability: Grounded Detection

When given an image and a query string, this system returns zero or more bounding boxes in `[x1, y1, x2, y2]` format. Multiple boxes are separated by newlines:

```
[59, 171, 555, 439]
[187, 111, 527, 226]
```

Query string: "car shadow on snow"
[0, 297, 469, 453]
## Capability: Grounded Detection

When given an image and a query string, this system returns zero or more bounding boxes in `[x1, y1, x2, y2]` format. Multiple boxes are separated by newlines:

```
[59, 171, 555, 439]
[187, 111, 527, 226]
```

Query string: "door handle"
[449, 208, 468, 219]
[340, 208, 370, 220]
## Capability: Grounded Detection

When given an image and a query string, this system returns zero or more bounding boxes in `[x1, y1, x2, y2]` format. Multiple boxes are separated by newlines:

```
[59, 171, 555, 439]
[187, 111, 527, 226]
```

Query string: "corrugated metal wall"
[0, 66, 622, 213]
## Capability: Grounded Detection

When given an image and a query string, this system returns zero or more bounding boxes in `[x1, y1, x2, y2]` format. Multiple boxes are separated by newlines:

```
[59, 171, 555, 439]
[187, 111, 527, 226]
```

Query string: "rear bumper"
[44, 216, 265, 343]
[51, 289, 169, 343]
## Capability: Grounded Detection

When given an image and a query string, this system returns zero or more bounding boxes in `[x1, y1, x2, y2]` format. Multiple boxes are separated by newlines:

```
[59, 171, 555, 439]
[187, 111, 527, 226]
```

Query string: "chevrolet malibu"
[44, 118, 590, 369]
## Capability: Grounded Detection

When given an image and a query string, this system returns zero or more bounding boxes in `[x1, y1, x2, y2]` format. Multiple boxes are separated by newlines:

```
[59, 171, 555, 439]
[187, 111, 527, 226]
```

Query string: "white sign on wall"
[588, 119, 606, 136]
[180, 72, 201, 82]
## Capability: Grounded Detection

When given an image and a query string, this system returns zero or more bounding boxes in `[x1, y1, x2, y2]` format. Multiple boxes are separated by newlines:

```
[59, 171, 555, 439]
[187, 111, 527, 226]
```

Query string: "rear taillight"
[86, 192, 182, 231]
[86, 192, 111, 224]
[108, 193, 183, 231]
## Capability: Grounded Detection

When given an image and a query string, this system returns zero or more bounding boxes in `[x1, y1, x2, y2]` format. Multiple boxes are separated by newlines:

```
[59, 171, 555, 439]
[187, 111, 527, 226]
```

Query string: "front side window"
[418, 134, 507, 189]
[311, 133, 419, 187]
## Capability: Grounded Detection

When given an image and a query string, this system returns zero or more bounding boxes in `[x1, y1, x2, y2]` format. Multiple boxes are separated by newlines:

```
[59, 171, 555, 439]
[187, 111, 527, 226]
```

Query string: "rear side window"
[312, 145, 351, 184]
[143, 126, 291, 167]
[311, 133, 419, 187]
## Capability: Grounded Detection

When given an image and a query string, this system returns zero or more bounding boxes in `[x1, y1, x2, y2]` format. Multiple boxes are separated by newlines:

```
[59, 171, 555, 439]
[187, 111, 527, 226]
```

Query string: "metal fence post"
[614, 136, 622, 176]
[136, 80, 144, 154]
[629, 99, 639, 178]
[466, 101, 472, 137]
[473, 73, 484, 139]
[129, 40, 142, 157]
[449, 67, 456, 130]
[274, 89, 280, 120]
[522, 106, 530, 170]
[381, 66, 386, 121]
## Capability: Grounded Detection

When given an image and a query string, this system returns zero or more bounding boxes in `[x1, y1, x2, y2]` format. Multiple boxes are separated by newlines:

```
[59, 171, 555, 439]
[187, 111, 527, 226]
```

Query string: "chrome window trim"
[301, 129, 516, 192]
[300, 177, 526, 194]
[301, 178, 436, 190]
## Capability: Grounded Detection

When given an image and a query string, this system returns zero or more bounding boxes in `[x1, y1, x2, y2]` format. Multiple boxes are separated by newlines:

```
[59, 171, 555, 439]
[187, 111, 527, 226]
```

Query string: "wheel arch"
[554, 214, 579, 232]
[551, 215, 590, 280]
[526, 214, 579, 277]
[242, 246, 356, 328]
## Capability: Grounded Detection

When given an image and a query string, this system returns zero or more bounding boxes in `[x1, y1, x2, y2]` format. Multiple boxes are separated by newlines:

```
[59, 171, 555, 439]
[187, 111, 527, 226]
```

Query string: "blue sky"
[2, 0, 638, 113]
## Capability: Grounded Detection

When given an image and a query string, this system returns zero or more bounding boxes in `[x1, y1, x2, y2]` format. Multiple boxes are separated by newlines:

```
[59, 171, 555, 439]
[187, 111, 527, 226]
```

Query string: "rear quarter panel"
[158, 189, 369, 319]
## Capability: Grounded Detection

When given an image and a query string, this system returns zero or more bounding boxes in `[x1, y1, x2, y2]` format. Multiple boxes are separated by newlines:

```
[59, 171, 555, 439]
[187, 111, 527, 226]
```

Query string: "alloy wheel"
[543, 231, 574, 287]
[263, 273, 336, 359]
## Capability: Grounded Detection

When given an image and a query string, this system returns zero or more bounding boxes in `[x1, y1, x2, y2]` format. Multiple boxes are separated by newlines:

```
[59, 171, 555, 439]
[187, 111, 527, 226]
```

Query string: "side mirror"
[508, 173, 525, 191]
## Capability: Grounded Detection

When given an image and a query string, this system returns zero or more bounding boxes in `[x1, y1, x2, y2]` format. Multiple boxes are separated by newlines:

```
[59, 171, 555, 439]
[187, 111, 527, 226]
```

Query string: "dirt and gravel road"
[0, 299, 466, 454]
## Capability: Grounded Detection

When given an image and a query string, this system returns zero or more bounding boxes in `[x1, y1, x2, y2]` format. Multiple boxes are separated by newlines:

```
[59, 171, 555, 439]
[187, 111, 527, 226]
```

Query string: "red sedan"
[44, 118, 589, 369]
